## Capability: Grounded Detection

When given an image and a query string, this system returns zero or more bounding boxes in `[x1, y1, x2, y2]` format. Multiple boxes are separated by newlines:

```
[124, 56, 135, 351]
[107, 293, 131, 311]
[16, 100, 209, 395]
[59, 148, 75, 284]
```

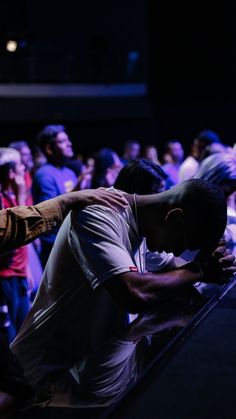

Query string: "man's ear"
[165, 208, 184, 223]
[45, 144, 53, 156]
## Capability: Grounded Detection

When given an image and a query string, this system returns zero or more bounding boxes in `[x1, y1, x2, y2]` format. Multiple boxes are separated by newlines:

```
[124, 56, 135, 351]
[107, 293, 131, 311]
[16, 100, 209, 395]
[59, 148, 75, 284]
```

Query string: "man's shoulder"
[34, 163, 56, 177]
[73, 203, 121, 220]
[35, 164, 76, 184]
[71, 204, 130, 230]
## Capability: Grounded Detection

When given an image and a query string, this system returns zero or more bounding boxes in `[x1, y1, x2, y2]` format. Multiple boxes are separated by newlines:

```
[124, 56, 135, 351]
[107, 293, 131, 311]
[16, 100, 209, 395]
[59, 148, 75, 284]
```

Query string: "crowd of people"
[1, 124, 236, 415]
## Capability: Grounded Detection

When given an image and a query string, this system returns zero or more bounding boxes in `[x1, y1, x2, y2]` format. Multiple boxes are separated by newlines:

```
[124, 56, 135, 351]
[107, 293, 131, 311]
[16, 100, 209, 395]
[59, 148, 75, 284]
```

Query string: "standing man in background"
[33, 125, 78, 266]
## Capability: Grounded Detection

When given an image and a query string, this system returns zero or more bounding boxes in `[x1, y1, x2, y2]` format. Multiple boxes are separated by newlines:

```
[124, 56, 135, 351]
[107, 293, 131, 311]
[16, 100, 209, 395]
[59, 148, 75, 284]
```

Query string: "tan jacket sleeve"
[0, 199, 63, 253]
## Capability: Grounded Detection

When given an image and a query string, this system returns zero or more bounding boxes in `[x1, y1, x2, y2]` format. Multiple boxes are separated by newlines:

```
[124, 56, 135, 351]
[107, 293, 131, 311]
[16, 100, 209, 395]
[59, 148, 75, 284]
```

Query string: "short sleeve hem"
[91, 266, 135, 290]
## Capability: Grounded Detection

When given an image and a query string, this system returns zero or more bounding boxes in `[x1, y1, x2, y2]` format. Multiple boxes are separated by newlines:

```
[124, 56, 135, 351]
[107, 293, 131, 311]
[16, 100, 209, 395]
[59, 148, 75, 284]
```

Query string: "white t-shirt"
[11, 202, 173, 388]
[178, 156, 199, 182]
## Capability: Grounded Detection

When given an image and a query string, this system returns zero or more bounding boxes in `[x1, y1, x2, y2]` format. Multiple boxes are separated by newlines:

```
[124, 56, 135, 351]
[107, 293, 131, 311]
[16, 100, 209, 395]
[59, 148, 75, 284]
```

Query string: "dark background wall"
[149, 1, 233, 153]
[0, 0, 148, 83]
[0, 0, 234, 156]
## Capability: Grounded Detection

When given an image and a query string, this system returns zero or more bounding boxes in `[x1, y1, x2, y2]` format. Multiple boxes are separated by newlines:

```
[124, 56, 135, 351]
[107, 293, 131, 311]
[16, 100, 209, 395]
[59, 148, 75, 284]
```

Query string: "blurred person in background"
[162, 140, 184, 188]
[33, 125, 78, 266]
[81, 156, 95, 189]
[9, 141, 34, 206]
[66, 152, 83, 177]
[142, 145, 161, 165]
[92, 148, 123, 188]
[115, 159, 167, 194]
[9, 141, 43, 300]
[115, 158, 170, 290]
[121, 139, 141, 165]
[0, 148, 30, 344]
[32, 146, 47, 172]
[195, 151, 236, 255]
[179, 129, 223, 182]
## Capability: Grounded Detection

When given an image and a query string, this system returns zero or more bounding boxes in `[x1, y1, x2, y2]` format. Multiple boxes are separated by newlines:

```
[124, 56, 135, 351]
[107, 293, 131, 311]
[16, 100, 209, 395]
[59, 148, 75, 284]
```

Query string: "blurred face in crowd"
[127, 143, 140, 160]
[52, 131, 74, 161]
[20, 145, 33, 171]
[9, 155, 25, 181]
[144, 146, 159, 163]
[193, 138, 208, 161]
[168, 142, 184, 164]
[106, 152, 123, 186]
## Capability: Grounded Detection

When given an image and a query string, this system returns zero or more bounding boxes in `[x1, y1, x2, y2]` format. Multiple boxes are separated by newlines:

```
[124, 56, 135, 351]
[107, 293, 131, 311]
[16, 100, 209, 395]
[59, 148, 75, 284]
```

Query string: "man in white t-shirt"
[11, 179, 236, 390]
[179, 129, 223, 182]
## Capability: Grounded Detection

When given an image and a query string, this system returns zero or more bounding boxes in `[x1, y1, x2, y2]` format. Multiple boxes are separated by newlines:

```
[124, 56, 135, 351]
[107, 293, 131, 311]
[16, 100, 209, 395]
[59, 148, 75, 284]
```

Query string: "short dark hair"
[37, 125, 65, 154]
[115, 159, 167, 194]
[197, 130, 221, 145]
[177, 179, 227, 251]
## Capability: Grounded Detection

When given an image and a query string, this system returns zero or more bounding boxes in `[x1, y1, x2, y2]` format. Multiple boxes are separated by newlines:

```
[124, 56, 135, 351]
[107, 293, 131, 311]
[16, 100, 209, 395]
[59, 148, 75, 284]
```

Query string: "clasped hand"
[195, 244, 236, 284]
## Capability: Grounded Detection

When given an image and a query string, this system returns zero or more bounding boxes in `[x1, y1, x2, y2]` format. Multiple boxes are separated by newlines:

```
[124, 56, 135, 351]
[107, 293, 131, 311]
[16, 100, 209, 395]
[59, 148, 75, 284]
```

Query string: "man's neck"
[124, 193, 166, 237]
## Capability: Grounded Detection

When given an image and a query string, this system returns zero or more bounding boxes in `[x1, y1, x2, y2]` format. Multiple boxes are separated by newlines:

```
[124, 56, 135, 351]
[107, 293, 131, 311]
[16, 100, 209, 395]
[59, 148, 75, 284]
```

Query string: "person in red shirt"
[0, 147, 29, 344]
[9, 141, 43, 300]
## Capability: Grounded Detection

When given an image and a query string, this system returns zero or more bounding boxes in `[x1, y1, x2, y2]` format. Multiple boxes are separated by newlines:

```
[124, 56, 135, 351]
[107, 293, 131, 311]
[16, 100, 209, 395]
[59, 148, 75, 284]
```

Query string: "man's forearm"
[0, 199, 62, 253]
[127, 265, 201, 301]
[105, 263, 202, 314]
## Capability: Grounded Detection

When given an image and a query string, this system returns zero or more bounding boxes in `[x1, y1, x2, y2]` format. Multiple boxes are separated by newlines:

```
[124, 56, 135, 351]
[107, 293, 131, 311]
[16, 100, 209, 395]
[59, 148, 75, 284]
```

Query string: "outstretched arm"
[0, 188, 128, 253]
[104, 265, 202, 314]
[104, 248, 236, 314]
[55, 188, 128, 216]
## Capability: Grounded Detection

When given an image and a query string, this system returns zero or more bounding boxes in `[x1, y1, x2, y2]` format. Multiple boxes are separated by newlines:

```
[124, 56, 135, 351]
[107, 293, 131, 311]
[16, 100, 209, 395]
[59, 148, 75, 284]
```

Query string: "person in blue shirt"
[33, 125, 78, 266]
